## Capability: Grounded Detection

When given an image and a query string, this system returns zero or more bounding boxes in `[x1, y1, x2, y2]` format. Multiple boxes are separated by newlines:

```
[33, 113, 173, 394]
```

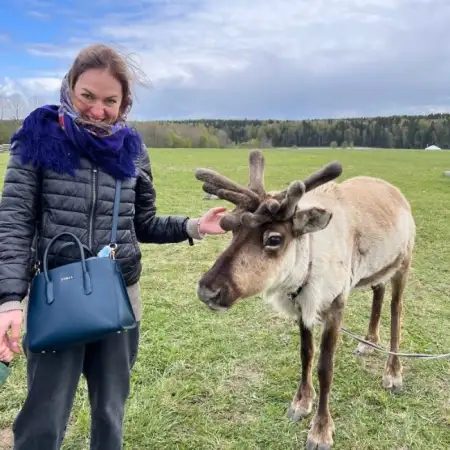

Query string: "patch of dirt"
[217, 364, 264, 394]
[0, 428, 12, 450]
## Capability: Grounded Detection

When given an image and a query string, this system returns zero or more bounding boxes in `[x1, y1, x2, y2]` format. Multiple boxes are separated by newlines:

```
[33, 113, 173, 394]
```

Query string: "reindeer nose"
[197, 283, 221, 304]
[197, 284, 230, 312]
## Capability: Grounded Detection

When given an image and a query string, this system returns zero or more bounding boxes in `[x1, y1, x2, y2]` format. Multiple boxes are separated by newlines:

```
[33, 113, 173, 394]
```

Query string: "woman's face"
[72, 68, 123, 124]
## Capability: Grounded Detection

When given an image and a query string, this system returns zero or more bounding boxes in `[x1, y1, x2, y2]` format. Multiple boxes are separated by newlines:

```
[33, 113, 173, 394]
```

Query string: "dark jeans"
[12, 324, 140, 450]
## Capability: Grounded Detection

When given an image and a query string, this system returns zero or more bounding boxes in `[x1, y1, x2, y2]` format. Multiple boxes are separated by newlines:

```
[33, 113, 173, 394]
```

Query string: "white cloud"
[0, 77, 60, 118]
[1, 77, 61, 96]
[92, 0, 450, 89]
[5, 0, 450, 118]
[17, 77, 62, 93]
[26, 43, 79, 59]
[0, 78, 18, 97]
[27, 10, 51, 20]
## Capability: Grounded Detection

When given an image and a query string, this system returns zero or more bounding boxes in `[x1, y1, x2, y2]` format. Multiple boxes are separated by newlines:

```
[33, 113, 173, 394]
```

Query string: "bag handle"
[109, 179, 121, 258]
[42, 232, 92, 304]
[54, 241, 95, 261]
[47, 179, 122, 262]
[39, 179, 122, 277]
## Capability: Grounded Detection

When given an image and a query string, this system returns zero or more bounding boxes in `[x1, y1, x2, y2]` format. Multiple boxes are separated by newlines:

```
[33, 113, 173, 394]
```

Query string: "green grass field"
[0, 147, 449, 449]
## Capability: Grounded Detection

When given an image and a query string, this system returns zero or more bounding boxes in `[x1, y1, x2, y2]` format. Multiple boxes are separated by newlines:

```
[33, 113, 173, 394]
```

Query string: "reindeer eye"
[264, 234, 283, 248]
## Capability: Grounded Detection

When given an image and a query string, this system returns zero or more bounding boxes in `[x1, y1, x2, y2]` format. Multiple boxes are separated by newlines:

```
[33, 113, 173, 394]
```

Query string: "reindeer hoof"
[287, 394, 315, 421]
[287, 403, 312, 421]
[353, 342, 375, 356]
[306, 439, 332, 450]
[383, 373, 403, 393]
[306, 413, 334, 450]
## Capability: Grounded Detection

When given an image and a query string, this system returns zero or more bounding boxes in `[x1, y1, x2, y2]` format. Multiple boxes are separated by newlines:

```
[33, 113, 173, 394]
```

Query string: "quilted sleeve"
[0, 142, 39, 307]
[133, 147, 193, 244]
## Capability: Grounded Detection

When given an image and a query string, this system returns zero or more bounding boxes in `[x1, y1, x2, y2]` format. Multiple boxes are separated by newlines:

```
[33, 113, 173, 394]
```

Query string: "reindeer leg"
[306, 295, 344, 450]
[383, 262, 409, 394]
[354, 283, 385, 356]
[287, 318, 316, 421]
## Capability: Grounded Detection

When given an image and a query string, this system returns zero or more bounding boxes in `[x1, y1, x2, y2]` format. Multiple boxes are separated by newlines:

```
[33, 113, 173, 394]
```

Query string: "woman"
[0, 44, 226, 450]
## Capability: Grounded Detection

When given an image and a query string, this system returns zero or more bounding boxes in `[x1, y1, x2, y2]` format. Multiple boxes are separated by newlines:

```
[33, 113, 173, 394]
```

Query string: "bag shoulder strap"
[110, 179, 122, 245]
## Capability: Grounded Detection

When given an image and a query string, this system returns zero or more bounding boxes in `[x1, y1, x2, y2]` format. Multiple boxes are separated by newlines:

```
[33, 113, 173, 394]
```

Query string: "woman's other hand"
[0, 310, 22, 363]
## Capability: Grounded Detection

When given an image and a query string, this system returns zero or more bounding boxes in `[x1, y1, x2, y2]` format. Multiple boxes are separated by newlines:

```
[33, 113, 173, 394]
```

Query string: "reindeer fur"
[195, 150, 416, 450]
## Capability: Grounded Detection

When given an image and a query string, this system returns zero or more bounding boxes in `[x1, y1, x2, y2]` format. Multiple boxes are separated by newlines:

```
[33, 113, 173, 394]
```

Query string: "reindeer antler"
[302, 160, 343, 192]
[248, 149, 265, 196]
[195, 149, 267, 212]
[195, 150, 343, 230]
[271, 160, 343, 213]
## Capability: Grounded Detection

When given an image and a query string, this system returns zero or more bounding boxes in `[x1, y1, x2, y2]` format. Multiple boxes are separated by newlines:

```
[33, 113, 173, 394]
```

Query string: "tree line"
[1, 102, 450, 149]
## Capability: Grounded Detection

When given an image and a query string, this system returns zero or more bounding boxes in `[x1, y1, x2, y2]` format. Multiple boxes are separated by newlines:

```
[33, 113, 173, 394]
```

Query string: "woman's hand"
[0, 310, 22, 363]
[198, 206, 228, 235]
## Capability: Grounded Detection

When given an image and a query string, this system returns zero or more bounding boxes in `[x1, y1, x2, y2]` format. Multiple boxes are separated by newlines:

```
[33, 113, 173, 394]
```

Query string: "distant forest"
[1, 113, 450, 149]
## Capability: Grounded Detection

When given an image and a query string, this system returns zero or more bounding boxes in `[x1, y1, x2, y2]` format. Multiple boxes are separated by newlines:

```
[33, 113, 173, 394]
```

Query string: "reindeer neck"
[288, 233, 313, 301]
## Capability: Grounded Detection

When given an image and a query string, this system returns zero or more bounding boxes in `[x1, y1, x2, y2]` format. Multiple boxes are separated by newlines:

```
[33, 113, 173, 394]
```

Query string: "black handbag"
[26, 179, 137, 353]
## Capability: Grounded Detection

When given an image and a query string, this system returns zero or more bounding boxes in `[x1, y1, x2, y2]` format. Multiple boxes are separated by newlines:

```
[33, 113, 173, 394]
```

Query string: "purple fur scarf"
[10, 104, 143, 180]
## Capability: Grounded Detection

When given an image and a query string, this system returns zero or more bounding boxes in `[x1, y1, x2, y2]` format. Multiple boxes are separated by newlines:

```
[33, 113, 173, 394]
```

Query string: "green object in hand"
[0, 362, 10, 385]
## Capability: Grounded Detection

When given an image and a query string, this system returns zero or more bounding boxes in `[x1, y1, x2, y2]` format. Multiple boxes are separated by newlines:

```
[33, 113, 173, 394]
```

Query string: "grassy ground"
[0, 147, 449, 449]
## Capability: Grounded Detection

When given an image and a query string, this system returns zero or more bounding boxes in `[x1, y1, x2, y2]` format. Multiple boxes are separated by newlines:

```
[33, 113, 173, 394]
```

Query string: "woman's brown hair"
[67, 43, 148, 118]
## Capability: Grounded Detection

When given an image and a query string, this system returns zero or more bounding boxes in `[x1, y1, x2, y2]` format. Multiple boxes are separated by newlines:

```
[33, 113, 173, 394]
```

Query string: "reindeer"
[194, 150, 416, 450]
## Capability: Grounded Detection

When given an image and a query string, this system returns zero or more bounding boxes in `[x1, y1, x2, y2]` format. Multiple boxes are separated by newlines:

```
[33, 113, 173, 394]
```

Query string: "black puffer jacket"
[0, 141, 193, 307]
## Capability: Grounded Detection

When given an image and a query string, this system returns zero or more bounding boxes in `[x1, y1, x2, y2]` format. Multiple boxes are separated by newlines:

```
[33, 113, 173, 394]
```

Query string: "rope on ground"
[312, 317, 450, 360]
[339, 325, 450, 360]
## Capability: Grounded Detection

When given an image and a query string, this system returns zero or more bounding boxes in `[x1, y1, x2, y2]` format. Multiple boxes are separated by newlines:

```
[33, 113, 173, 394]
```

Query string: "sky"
[1, 0, 450, 121]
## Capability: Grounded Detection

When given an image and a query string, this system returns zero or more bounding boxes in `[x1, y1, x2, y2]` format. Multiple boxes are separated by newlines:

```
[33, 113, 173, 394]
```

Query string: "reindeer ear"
[292, 206, 332, 236]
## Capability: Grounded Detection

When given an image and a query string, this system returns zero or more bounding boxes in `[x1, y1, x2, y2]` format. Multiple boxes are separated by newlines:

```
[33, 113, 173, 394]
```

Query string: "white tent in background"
[425, 144, 441, 150]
